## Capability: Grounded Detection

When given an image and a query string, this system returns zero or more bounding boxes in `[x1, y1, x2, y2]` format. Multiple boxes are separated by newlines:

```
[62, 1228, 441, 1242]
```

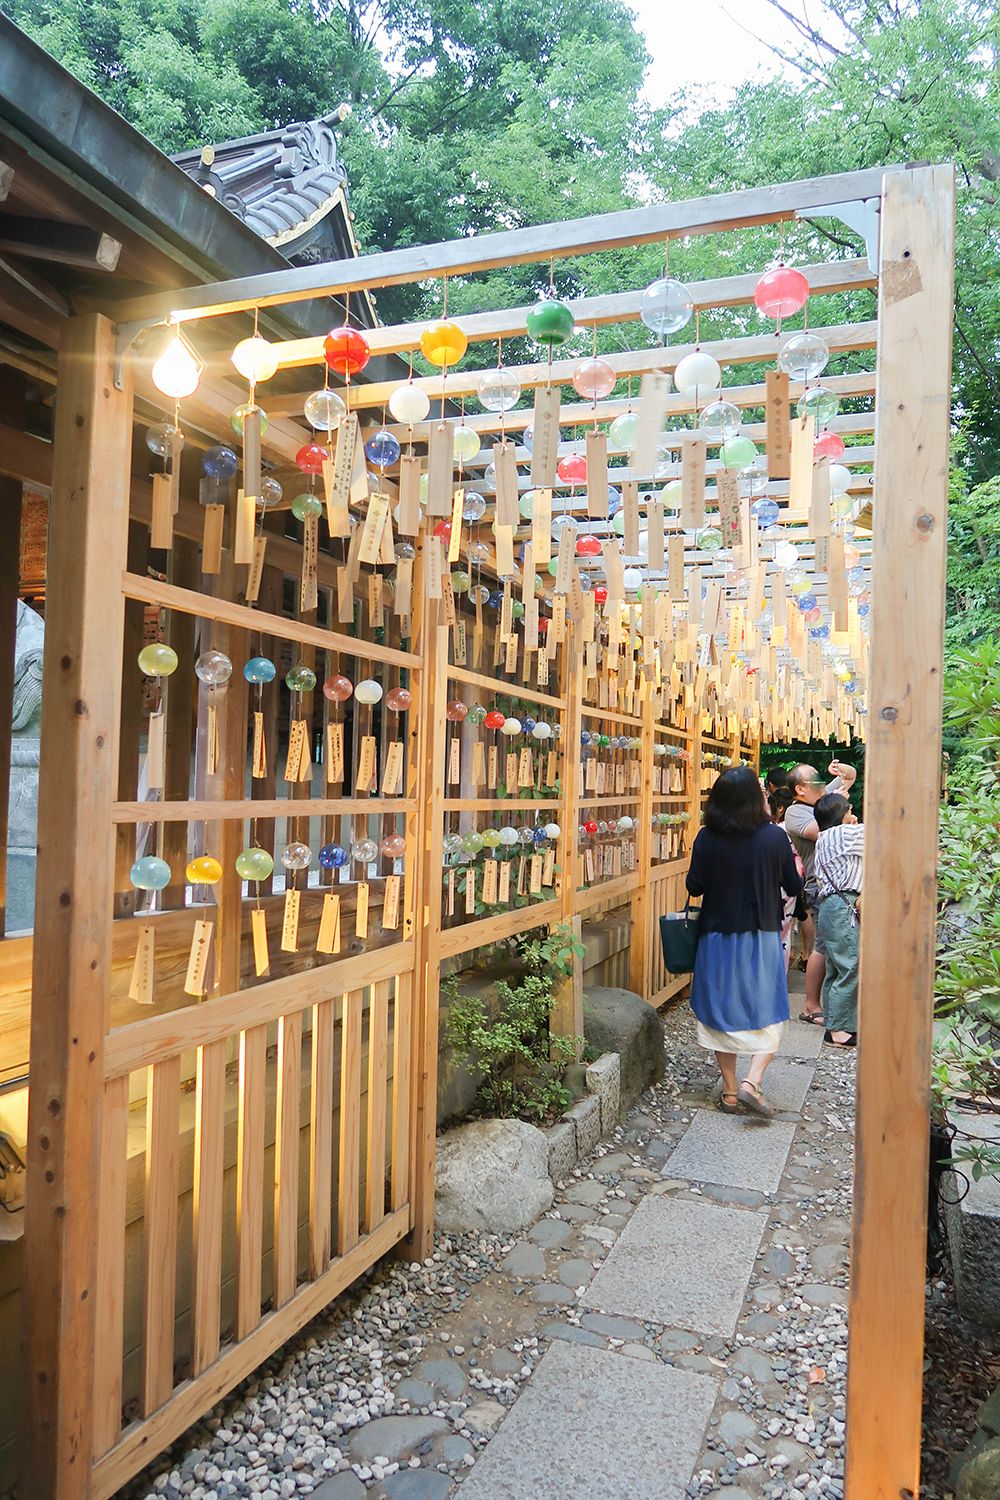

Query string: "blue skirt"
[689, 930, 790, 1035]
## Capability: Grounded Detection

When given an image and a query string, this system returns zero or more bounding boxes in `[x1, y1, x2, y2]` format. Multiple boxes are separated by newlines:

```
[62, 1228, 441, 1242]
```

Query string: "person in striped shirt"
[813, 793, 864, 1047]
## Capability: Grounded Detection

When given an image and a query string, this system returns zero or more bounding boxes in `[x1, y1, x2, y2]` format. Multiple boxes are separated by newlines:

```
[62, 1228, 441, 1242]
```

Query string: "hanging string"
[440, 273, 449, 420]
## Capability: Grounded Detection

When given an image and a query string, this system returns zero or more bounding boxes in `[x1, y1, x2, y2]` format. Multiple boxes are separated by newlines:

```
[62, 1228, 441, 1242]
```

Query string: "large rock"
[583, 987, 664, 1105]
[435, 1118, 554, 1233]
[957, 1440, 1000, 1500]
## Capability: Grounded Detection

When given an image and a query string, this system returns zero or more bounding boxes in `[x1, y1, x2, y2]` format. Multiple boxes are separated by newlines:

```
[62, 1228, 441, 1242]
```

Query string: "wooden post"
[845, 164, 954, 1500]
[407, 539, 447, 1258]
[552, 626, 583, 1050]
[22, 314, 133, 1499]
[628, 680, 656, 1001]
[0, 474, 22, 937]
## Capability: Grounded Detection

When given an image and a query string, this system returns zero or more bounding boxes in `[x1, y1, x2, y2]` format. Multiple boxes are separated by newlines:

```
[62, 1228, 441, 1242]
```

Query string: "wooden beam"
[0, 214, 122, 272]
[337, 321, 877, 411]
[845, 164, 954, 1500]
[114, 166, 900, 325]
[270, 258, 877, 368]
[22, 314, 133, 1500]
[0, 422, 52, 487]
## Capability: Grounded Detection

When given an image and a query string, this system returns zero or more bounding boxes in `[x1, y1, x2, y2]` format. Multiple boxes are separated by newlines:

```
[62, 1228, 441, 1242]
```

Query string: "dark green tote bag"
[659, 899, 701, 975]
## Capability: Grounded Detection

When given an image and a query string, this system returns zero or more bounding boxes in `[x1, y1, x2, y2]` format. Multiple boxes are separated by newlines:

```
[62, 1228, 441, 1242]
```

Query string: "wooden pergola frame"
[19, 163, 953, 1500]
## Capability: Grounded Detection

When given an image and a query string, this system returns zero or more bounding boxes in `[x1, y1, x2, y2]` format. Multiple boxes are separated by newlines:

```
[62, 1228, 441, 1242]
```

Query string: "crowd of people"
[683, 756, 864, 1119]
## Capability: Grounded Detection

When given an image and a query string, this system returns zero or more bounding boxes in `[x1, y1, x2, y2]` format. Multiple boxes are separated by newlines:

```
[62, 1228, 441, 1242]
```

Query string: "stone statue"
[7, 600, 43, 932]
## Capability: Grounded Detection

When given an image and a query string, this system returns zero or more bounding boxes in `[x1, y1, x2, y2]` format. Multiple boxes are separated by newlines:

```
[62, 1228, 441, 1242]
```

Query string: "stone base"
[583, 987, 664, 1106]
[945, 1111, 1000, 1329]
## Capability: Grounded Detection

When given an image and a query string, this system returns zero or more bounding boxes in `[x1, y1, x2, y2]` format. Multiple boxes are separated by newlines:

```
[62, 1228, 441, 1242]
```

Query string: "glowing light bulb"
[232, 335, 279, 384]
[151, 332, 202, 399]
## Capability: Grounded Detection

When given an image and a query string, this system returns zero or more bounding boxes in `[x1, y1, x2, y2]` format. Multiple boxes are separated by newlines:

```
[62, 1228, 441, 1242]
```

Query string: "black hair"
[765, 766, 788, 790]
[768, 786, 794, 822]
[703, 766, 769, 837]
[815, 793, 849, 832]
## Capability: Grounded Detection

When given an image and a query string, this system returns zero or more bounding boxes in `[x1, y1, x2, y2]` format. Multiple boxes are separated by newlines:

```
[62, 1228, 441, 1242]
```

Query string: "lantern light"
[231, 334, 278, 384]
[151, 330, 203, 399]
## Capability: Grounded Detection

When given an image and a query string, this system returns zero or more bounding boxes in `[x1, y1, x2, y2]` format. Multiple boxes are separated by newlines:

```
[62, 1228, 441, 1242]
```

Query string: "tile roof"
[173, 112, 356, 260]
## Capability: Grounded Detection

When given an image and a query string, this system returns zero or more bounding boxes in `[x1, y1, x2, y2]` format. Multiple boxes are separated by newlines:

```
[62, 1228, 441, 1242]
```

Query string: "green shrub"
[934, 641, 1000, 1178]
[442, 923, 584, 1123]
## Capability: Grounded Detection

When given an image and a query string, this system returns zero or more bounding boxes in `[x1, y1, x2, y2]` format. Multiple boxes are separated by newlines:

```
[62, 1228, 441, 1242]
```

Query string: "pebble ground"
[122, 989, 981, 1500]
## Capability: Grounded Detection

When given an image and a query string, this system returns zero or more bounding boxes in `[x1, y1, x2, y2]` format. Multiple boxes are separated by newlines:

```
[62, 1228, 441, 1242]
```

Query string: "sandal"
[737, 1081, 775, 1118]
[718, 1091, 741, 1114]
[798, 1011, 825, 1026]
[824, 1031, 857, 1048]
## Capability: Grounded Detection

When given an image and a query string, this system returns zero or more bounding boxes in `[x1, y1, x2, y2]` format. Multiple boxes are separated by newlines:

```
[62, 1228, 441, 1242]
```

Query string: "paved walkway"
[130, 978, 858, 1500]
[452, 995, 852, 1500]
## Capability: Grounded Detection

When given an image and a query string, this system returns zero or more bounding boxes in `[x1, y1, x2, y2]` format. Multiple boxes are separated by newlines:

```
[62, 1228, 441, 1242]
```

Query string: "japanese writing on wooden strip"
[681, 438, 706, 529]
[358, 491, 390, 565]
[382, 740, 404, 795]
[128, 926, 155, 1006]
[382, 874, 401, 930]
[355, 734, 377, 792]
[184, 919, 214, 996]
[300, 511, 319, 612]
[766, 370, 791, 479]
[531, 385, 561, 487]
[586, 430, 609, 518]
[280, 889, 300, 953]
[246, 533, 266, 603]
[717, 467, 740, 544]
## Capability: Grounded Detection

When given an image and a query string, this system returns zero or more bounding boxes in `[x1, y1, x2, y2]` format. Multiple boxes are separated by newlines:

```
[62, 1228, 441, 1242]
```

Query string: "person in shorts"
[814, 793, 864, 1046]
[784, 761, 857, 1023]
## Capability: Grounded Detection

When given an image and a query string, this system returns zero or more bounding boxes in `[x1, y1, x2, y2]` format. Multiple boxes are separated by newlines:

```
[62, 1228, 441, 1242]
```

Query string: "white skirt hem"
[696, 1020, 786, 1055]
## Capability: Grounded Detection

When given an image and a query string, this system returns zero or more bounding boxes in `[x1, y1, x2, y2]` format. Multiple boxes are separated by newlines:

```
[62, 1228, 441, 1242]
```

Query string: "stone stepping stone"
[378, 1472, 451, 1500]
[778, 1019, 825, 1059]
[500, 1242, 546, 1280]
[564, 1180, 606, 1205]
[348, 1416, 450, 1465]
[311, 1477, 366, 1500]
[528, 1218, 573, 1249]
[454, 1340, 717, 1500]
[582, 1197, 767, 1338]
[593, 1152, 633, 1176]
[664, 1111, 796, 1194]
[557, 1258, 594, 1288]
[414, 1356, 467, 1398]
[736, 1057, 815, 1114]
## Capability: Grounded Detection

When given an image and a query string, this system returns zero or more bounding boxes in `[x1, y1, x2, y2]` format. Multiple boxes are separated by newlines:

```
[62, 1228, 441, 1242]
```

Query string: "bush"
[934, 641, 1000, 1179]
[442, 923, 584, 1123]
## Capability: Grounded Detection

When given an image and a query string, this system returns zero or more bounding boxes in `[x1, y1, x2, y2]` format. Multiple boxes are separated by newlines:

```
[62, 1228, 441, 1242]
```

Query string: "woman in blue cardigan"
[686, 766, 803, 1118]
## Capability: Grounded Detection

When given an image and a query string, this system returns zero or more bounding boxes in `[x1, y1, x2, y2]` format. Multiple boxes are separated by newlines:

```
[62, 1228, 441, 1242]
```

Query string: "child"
[813, 792, 864, 1047]
[769, 786, 805, 973]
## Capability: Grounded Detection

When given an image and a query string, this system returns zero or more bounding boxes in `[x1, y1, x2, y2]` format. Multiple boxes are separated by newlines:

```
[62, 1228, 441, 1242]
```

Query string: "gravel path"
[123, 983, 992, 1500]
